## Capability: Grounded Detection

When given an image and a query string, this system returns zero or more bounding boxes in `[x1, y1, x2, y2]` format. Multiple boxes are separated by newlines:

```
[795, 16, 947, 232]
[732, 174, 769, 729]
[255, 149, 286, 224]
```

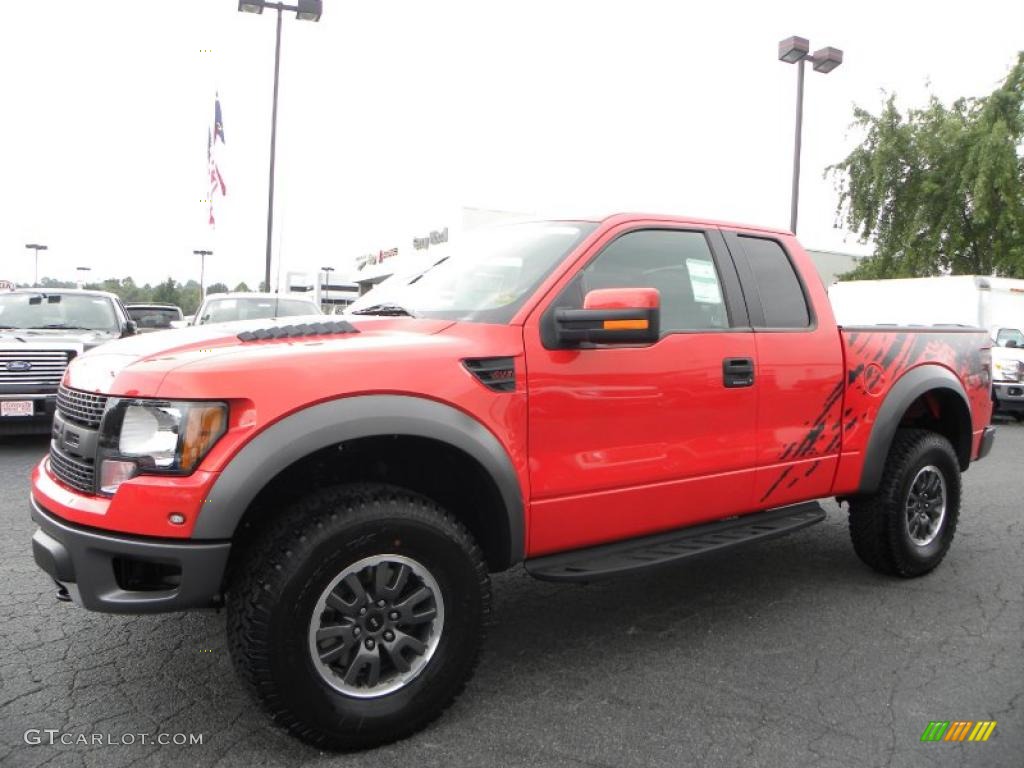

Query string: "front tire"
[848, 429, 961, 577]
[226, 483, 490, 751]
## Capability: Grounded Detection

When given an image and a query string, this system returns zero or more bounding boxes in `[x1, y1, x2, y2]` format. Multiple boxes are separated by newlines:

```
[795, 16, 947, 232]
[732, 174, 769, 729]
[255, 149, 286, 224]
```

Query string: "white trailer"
[828, 275, 1024, 332]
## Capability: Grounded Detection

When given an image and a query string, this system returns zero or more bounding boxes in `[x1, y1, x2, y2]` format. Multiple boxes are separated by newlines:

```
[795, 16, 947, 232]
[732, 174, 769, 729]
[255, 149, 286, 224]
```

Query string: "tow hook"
[54, 581, 71, 602]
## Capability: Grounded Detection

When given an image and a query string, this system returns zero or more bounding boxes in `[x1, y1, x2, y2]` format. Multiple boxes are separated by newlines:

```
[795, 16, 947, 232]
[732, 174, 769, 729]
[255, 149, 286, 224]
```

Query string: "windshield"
[346, 221, 597, 323]
[127, 306, 182, 329]
[995, 328, 1024, 347]
[198, 297, 321, 325]
[0, 292, 119, 332]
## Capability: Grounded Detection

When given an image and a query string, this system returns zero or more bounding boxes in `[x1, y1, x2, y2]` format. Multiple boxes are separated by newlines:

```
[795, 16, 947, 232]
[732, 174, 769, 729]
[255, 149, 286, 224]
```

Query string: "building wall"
[805, 249, 864, 286]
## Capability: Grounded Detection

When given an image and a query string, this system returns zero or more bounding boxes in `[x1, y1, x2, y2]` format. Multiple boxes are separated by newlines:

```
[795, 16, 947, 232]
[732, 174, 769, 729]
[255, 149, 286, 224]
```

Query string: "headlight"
[993, 360, 1024, 382]
[98, 399, 228, 494]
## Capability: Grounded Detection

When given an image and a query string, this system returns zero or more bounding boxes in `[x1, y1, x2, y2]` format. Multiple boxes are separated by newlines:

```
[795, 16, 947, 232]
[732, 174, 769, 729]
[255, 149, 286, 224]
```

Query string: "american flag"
[208, 94, 227, 227]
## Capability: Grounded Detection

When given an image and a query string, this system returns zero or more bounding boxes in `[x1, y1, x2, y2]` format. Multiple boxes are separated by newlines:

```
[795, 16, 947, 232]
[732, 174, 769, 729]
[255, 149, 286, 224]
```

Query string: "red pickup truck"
[30, 214, 995, 750]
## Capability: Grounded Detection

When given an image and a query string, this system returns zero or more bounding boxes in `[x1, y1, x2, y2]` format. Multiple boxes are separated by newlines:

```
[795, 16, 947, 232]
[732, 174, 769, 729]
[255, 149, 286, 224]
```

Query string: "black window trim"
[721, 230, 817, 333]
[539, 225, 751, 349]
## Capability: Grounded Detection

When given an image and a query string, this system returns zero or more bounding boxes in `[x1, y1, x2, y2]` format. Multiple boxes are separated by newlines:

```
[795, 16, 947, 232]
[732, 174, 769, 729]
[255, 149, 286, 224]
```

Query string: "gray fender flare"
[195, 395, 524, 564]
[858, 364, 971, 494]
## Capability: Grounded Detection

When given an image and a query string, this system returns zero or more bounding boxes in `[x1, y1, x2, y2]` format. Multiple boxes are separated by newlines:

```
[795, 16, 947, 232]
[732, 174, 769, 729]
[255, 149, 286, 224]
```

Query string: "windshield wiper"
[350, 303, 418, 318]
[41, 324, 99, 331]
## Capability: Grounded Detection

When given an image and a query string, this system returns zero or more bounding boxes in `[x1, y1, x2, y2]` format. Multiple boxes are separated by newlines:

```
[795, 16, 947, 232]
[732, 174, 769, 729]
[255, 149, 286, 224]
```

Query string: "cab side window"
[581, 230, 729, 332]
[739, 236, 811, 328]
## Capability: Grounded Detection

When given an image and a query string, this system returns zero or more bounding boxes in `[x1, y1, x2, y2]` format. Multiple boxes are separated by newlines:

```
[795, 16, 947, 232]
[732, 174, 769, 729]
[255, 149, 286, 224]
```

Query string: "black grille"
[49, 446, 95, 493]
[57, 386, 109, 428]
[0, 349, 71, 386]
[463, 357, 516, 392]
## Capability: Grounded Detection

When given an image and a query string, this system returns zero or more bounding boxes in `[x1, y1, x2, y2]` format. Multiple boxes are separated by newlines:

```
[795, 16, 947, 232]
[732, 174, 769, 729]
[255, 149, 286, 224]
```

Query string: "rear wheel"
[227, 483, 490, 751]
[848, 429, 961, 577]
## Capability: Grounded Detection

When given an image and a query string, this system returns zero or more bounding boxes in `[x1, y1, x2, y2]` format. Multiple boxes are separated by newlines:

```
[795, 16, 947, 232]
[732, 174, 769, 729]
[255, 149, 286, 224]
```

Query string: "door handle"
[723, 357, 755, 388]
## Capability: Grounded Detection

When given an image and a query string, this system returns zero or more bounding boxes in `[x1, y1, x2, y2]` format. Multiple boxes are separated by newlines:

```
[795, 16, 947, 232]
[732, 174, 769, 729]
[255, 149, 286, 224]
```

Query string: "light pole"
[321, 265, 334, 311]
[193, 249, 213, 296]
[238, 0, 323, 294]
[778, 36, 843, 234]
[75, 267, 91, 289]
[25, 243, 48, 286]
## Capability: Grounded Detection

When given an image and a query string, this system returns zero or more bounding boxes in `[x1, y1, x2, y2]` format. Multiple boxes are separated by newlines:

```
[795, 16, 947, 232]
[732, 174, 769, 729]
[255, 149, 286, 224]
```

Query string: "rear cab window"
[730, 235, 812, 329]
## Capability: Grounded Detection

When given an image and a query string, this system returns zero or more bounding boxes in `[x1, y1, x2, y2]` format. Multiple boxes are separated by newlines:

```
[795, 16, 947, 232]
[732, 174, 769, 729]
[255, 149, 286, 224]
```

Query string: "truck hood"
[64, 316, 460, 395]
[0, 328, 120, 352]
[992, 346, 1024, 362]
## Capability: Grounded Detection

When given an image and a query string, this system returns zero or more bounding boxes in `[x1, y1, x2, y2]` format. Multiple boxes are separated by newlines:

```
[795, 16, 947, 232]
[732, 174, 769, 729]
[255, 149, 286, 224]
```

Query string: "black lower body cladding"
[30, 497, 230, 612]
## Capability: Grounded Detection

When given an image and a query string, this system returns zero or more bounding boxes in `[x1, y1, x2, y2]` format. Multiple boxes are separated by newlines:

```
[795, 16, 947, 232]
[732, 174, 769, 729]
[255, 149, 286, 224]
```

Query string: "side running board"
[525, 502, 826, 582]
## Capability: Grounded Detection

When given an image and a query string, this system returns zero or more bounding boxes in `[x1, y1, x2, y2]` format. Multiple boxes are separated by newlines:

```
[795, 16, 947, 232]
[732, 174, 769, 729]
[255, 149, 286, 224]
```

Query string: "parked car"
[125, 303, 183, 333]
[192, 292, 321, 325]
[1, 288, 136, 434]
[30, 214, 995, 749]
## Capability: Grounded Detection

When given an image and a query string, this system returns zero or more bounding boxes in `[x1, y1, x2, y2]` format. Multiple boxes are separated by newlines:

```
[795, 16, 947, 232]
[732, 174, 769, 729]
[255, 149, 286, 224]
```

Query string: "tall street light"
[193, 249, 213, 296]
[778, 36, 843, 234]
[238, 0, 323, 294]
[321, 265, 334, 310]
[25, 243, 48, 286]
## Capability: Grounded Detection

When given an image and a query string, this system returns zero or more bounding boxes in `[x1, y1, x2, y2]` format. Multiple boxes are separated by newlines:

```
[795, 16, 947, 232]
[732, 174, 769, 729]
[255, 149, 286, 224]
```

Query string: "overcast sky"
[2, 0, 1022, 289]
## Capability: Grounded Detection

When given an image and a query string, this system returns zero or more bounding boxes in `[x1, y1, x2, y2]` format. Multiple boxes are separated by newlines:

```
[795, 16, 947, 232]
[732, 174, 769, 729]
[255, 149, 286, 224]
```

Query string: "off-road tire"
[848, 429, 961, 577]
[226, 483, 490, 751]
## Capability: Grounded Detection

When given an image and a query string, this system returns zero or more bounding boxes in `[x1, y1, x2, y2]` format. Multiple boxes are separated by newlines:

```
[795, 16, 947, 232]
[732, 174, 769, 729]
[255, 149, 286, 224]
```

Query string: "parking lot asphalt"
[1, 425, 1021, 768]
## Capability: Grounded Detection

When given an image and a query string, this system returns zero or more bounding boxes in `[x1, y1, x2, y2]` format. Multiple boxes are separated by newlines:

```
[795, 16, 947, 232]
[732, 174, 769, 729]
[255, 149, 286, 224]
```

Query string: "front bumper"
[993, 382, 1024, 412]
[30, 496, 230, 613]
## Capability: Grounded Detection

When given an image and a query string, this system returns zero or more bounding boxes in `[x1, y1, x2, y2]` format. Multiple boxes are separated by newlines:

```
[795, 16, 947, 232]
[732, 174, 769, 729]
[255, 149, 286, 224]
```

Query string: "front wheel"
[848, 429, 961, 577]
[226, 484, 490, 751]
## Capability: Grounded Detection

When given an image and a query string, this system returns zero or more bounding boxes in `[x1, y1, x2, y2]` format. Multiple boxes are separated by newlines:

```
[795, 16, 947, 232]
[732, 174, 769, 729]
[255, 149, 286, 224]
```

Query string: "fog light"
[168, 513, 186, 525]
[99, 460, 137, 494]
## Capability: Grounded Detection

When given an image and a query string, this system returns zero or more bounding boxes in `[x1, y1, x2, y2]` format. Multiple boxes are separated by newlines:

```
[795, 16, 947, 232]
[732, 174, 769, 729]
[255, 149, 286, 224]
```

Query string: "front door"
[523, 224, 759, 556]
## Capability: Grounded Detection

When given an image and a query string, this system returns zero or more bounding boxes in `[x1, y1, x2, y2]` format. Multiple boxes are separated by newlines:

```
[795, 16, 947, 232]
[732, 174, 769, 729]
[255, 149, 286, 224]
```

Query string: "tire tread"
[848, 428, 960, 578]
[226, 483, 490, 751]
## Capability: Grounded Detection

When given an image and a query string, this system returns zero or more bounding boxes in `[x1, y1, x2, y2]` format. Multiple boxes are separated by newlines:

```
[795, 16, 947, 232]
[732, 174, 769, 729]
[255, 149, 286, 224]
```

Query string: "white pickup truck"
[992, 327, 1024, 419]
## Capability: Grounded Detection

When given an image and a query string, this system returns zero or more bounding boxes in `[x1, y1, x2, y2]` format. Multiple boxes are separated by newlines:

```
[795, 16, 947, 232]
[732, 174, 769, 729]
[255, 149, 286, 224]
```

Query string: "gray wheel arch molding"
[857, 364, 972, 494]
[195, 395, 525, 564]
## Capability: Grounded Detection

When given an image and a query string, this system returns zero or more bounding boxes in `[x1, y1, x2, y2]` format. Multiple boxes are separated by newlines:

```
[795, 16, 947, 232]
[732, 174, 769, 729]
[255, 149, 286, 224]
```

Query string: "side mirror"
[554, 287, 660, 347]
[122, 320, 138, 337]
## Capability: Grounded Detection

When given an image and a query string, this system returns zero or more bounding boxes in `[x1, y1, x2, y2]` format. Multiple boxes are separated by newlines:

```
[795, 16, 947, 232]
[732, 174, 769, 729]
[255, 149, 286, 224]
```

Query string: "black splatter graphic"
[760, 466, 793, 503]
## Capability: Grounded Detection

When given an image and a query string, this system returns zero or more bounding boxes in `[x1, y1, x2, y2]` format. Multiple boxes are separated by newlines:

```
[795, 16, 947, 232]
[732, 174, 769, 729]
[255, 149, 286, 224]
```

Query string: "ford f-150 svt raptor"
[29, 214, 996, 750]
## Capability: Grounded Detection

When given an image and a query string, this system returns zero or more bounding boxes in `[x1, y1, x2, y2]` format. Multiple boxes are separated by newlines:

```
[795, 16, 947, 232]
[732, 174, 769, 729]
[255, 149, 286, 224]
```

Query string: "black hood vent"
[463, 357, 516, 392]
[237, 320, 359, 342]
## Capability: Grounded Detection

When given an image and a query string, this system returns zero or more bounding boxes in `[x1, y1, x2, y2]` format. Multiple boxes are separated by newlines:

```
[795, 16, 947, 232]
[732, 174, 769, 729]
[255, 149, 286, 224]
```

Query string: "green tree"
[233, 281, 250, 292]
[151, 277, 181, 305]
[206, 282, 229, 295]
[179, 280, 201, 315]
[38, 277, 77, 289]
[829, 53, 1024, 279]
